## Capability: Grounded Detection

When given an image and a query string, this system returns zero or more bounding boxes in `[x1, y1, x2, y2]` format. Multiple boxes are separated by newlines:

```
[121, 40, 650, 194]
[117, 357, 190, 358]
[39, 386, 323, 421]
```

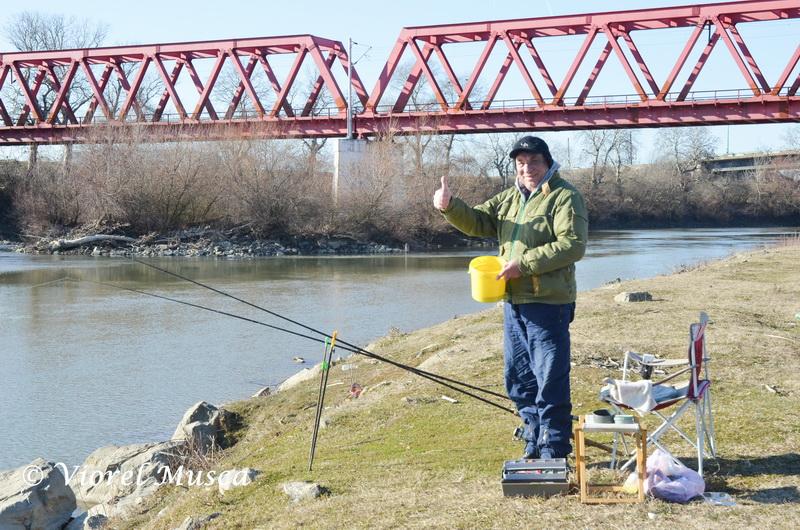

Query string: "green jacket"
[442, 173, 588, 304]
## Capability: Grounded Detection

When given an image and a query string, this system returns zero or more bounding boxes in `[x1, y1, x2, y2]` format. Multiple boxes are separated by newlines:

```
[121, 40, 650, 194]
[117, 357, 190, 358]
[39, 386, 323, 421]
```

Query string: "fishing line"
[30, 276, 77, 288]
[72, 275, 516, 415]
[130, 258, 511, 403]
[39, 275, 610, 451]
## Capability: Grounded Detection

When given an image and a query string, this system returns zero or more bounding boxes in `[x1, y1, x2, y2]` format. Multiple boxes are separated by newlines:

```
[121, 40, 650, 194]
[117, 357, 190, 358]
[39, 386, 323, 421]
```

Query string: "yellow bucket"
[468, 256, 507, 303]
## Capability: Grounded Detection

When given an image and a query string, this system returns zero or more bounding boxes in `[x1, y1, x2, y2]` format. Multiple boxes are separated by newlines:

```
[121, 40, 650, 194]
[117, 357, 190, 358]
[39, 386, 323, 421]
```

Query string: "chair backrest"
[687, 312, 710, 399]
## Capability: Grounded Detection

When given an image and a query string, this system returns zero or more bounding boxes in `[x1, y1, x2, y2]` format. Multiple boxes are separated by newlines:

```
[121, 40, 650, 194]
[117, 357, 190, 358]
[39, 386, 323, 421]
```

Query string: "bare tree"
[298, 65, 334, 178]
[213, 61, 331, 177]
[393, 62, 437, 178]
[783, 125, 800, 150]
[479, 133, 520, 187]
[211, 58, 277, 119]
[579, 130, 615, 186]
[654, 127, 717, 192]
[389, 58, 485, 180]
[609, 130, 636, 189]
[6, 12, 105, 52]
[579, 129, 638, 188]
[218, 137, 305, 234]
[5, 12, 108, 120]
[5, 12, 108, 173]
[448, 139, 484, 177]
[104, 61, 161, 118]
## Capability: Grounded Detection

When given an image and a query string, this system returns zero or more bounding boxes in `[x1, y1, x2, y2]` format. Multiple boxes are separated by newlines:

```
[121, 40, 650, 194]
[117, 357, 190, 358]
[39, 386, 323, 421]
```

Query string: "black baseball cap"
[509, 135, 553, 165]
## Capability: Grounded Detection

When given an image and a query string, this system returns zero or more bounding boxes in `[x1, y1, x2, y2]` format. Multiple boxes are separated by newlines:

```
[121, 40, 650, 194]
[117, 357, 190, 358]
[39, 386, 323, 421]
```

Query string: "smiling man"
[433, 136, 588, 460]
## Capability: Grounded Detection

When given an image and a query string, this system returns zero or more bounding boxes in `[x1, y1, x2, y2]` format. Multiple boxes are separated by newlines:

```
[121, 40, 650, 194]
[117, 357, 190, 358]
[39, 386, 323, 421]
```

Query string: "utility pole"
[347, 37, 354, 139]
[726, 125, 730, 154]
[566, 137, 571, 169]
[335, 37, 369, 205]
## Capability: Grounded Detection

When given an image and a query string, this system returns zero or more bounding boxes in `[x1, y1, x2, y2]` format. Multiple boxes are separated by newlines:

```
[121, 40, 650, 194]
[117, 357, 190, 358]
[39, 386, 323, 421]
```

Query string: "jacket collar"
[515, 160, 561, 200]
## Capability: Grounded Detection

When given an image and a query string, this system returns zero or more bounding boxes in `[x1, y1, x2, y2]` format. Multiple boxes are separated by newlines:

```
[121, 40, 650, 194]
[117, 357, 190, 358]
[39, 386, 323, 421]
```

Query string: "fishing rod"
[72, 276, 516, 415]
[309, 333, 337, 471]
[122, 264, 621, 453]
[48, 275, 607, 453]
[130, 258, 511, 404]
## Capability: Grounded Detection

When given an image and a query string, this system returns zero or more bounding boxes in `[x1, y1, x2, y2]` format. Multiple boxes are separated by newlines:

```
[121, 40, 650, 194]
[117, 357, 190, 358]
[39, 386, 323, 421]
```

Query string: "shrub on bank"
[78, 140, 224, 233]
[7, 160, 82, 231]
[5, 132, 800, 241]
[0, 165, 19, 238]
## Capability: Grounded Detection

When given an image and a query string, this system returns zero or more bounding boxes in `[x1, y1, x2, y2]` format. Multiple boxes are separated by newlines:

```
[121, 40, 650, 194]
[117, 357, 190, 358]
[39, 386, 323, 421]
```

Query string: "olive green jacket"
[442, 174, 588, 304]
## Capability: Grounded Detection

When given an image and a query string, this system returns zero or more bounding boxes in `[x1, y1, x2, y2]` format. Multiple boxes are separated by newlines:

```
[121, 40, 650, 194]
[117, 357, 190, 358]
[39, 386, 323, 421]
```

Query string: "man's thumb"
[440, 175, 449, 190]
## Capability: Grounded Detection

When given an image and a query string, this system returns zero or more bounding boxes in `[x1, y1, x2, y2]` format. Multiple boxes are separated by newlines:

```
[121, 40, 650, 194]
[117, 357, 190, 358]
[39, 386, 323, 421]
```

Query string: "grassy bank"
[119, 242, 800, 529]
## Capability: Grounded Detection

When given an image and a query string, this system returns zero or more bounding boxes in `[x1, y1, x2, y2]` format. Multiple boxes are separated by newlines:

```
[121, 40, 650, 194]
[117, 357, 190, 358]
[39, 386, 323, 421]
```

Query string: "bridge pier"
[333, 138, 369, 204]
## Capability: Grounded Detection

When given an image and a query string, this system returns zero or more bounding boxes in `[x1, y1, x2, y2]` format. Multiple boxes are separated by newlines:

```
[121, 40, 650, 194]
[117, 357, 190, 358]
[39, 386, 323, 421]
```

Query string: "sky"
[0, 0, 798, 162]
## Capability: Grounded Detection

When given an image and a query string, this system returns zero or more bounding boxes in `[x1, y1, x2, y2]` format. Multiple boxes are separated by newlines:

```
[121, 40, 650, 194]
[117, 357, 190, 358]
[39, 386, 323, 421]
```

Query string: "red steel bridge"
[0, 0, 798, 144]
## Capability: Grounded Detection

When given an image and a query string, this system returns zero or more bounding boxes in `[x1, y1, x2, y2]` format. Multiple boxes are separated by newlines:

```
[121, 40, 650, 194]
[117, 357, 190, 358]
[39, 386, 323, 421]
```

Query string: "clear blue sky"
[1, 0, 798, 159]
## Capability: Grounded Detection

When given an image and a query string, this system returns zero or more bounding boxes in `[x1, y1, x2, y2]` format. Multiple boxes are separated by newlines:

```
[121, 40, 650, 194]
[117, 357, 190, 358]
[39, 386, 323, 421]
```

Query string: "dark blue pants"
[503, 302, 574, 457]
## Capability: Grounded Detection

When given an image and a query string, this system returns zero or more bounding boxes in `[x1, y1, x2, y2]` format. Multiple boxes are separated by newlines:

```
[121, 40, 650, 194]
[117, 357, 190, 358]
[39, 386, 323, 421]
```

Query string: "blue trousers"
[503, 302, 574, 457]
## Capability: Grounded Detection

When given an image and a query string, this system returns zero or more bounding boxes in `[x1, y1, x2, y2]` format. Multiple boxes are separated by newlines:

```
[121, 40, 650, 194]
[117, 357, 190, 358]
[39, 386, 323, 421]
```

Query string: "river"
[0, 227, 796, 470]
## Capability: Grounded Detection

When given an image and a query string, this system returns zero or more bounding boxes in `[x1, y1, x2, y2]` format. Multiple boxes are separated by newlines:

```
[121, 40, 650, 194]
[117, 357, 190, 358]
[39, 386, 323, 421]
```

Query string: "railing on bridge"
[68, 87, 799, 124]
[0, 0, 798, 143]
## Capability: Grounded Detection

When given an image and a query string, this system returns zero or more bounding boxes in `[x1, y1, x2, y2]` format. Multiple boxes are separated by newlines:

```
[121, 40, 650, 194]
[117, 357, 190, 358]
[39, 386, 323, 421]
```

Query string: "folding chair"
[600, 312, 717, 475]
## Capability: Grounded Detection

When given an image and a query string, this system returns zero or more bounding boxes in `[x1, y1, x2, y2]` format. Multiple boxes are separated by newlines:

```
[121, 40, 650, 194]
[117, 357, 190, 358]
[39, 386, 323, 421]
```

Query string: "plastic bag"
[644, 449, 705, 503]
[702, 492, 736, 506]
[622, 471, 639, 494]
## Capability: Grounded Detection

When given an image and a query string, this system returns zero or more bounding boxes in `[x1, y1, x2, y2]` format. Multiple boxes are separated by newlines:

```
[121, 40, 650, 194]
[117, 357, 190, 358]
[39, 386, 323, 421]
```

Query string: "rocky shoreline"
[0, 225, 494, 258]
[0, 400, 242, 529]
[0, 361, 327, 530]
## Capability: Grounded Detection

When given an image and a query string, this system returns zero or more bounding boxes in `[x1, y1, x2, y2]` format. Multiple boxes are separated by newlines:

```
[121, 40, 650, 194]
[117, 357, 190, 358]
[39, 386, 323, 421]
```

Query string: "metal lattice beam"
[0, 1, 799, 143]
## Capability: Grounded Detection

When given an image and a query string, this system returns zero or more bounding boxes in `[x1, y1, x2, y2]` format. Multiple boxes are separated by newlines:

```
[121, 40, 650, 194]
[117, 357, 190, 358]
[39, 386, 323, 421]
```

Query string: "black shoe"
[539, 447, 555, 460]
[522, 442, 538, 460]
[512, 424, 525, 441]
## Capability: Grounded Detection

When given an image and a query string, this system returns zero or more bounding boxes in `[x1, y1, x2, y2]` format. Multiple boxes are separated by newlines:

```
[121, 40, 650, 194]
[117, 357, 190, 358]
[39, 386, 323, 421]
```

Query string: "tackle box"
[501, 458, 569, 497]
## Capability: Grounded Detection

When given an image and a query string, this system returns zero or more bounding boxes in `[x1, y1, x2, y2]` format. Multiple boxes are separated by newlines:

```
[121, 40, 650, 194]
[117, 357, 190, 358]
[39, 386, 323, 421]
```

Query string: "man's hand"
[433, 175, 452, 210]
[496, 260, 522, 281]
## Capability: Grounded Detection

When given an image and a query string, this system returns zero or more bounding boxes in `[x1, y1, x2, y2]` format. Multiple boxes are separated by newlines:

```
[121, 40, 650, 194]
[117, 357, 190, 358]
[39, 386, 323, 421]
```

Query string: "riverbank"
[1, 224, 498, 257]
[90, 240, 799, 529]
[4, 222, 796, 259]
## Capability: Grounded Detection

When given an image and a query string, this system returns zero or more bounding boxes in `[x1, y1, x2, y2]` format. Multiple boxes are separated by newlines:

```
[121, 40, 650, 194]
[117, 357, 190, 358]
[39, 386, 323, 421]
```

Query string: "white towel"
[601, 378, 657, 414]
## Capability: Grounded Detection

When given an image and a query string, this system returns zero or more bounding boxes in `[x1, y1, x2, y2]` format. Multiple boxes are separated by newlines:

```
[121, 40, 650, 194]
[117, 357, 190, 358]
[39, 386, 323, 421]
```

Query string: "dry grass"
[116, 245, 800, 529]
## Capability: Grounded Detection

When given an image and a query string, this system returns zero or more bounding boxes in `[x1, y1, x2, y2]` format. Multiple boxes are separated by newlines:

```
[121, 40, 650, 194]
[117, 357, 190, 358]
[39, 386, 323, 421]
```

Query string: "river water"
[0, 227, 796, 470]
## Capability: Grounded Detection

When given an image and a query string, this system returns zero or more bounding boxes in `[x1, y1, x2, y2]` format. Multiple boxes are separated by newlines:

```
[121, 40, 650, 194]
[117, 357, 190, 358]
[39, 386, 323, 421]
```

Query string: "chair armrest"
[626, 351, 687, 367]
[654, 366, 692, 386]
[649, 358, 690, 367]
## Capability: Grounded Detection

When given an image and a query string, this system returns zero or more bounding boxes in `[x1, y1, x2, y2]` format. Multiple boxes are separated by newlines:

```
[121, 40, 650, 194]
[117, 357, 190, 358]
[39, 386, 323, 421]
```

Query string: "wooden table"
[574, 416, 647, 503]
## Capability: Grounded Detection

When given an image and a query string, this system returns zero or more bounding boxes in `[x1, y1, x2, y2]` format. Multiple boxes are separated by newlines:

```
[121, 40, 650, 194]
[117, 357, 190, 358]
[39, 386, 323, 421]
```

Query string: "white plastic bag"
[644, 449, 705, 503]
[702, 492, 736, 506]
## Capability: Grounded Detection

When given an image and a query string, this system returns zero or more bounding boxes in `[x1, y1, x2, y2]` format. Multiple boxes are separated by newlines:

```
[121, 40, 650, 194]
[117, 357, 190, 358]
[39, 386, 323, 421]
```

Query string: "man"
[433, 136, 588, 459]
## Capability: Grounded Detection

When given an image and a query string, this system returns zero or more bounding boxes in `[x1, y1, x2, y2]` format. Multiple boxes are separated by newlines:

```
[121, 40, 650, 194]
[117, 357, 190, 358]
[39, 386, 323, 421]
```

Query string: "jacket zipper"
[507, 193, 529, 300]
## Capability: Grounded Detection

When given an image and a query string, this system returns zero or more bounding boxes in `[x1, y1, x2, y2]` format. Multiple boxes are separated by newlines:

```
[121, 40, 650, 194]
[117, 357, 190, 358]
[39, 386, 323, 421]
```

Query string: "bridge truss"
[0, 0, 798, 143]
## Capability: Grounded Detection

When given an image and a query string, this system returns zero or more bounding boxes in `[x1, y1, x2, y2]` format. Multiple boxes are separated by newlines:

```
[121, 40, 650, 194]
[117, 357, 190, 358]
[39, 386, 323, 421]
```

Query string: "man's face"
[515, 152, 549, 192]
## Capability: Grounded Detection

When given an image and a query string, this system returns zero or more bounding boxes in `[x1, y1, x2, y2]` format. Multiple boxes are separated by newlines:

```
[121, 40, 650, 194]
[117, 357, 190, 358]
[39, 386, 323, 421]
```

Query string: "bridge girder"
[0, 0, 799, 144]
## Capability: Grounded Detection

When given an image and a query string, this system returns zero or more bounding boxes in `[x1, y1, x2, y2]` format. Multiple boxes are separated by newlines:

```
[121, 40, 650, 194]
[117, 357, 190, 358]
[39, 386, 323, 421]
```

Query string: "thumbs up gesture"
[433, 175, 452, 210]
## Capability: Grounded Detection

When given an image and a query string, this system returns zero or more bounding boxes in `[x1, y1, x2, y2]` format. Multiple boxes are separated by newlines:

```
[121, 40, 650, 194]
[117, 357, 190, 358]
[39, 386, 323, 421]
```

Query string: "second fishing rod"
[87, 261, 517, 415]
[129, 258, 510, 401]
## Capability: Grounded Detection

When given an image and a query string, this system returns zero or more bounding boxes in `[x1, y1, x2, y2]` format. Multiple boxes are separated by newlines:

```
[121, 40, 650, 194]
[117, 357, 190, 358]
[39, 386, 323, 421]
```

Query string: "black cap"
[509, 135, 553, 165]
